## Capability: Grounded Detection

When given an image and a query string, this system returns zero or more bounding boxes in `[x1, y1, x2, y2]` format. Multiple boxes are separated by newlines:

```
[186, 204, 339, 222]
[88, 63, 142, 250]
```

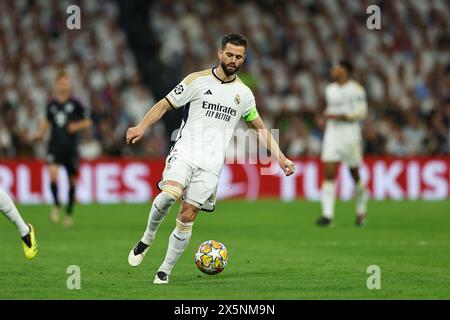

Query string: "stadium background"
[0, 0, 449, 301]
[0, 0, 448, 202]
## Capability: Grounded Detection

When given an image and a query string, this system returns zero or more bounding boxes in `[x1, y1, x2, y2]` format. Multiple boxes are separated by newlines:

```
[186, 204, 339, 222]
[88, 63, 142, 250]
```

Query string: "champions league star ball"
[194, 240, 229, 275]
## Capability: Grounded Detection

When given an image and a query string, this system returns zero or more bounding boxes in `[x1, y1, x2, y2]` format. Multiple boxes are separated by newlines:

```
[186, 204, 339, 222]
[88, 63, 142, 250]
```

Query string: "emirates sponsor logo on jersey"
[202, 101, 237, 122]
[202, 101, 237, 116]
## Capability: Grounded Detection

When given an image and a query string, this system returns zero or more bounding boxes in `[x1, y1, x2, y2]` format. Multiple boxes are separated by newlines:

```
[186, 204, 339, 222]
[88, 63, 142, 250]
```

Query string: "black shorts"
[47, 152, 79, 176]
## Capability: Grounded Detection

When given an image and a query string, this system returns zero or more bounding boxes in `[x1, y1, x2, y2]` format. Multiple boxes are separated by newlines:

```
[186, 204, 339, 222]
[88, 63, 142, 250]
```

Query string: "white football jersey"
[324, 79, 368, 131]
[165, 68, 258, 175]
[322, 80, 367, 166]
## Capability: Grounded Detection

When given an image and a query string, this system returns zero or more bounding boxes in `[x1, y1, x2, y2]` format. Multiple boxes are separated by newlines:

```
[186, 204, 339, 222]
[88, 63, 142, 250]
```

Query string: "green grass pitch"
[0, 200, 449, 299]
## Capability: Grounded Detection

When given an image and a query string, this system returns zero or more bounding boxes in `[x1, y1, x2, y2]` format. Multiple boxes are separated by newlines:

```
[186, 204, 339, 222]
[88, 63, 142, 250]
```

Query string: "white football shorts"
[160, 153, 218, 211]
[321, 123, 363, 168]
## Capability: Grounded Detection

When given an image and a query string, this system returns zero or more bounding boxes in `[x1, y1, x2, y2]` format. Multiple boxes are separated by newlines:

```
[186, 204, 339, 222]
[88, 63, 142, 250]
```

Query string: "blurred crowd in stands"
[0, 0, 449, 161]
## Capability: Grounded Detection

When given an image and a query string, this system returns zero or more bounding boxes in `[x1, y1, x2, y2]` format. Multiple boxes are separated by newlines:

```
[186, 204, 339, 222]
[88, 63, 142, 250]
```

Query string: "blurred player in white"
[316, 60, 368, 227]
[0, 188, 38, 259]
[126, 33, 295, 284]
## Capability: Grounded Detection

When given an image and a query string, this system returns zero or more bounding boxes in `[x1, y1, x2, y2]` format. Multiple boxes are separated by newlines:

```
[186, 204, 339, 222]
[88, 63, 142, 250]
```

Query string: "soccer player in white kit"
[0, 188, 38, 259]
[316, 60, 368, 227]
[126, 34, 296, 284]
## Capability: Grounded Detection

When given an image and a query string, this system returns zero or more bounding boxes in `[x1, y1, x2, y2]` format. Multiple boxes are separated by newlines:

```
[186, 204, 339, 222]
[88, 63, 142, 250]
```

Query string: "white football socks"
[158, 219, 194, 275]
[141, 190, 178, 245]
[321, 180, 336, 219]
[0, 189, 30, 237]
[355, 180, 368, 216]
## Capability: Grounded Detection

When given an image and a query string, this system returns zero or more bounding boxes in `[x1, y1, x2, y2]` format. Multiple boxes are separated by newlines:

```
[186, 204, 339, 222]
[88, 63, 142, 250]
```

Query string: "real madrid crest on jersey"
[234, 94, 240, 105]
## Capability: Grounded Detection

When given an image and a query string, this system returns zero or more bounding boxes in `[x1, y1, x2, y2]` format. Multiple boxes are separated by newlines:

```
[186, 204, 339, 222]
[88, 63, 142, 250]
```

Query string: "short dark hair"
[338, 59, 353, 74]
[221, 33, 248, 50]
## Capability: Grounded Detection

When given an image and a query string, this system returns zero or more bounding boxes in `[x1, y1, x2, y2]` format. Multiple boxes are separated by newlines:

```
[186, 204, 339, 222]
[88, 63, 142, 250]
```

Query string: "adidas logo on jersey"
[204, 90, 212, 95]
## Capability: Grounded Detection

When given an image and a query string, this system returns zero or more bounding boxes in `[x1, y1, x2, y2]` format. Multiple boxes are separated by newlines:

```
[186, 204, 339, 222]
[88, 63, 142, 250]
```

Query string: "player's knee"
[324, 172, 336, 181]
[49, 169, 59, 182]
[69, 178, 77, 188]
[162, 184, 183, 200]
[155, 185, 182, 212]
[324, 166, 338, 180]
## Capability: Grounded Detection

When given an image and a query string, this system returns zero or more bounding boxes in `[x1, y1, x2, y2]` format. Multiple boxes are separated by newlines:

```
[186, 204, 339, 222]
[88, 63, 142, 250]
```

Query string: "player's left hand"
[67, 122, 79, 134]
[126, 125, 145, 144]
[280, 158, 296, 176]
[325, 114, 348, 121]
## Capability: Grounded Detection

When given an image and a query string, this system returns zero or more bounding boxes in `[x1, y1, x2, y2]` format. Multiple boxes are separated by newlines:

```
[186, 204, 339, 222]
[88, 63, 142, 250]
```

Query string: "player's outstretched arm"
[126, 98, 172, 144]
[67, 118, 92, 134]
[324, 105, 367, 121]
[247, 116, 296, 176]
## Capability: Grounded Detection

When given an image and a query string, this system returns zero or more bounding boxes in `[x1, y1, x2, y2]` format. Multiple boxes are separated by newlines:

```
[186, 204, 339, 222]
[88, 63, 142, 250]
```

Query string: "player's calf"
[128, 184, 183, 267]
[142, 184, 182, 243]
[155, 218, 194, 282]
[63, 183, 76, 227]
[355, 180, 368, 223]
[49, 180, 61, 224]
[154, 203, 199, 282]
[317, 180, 336, 226]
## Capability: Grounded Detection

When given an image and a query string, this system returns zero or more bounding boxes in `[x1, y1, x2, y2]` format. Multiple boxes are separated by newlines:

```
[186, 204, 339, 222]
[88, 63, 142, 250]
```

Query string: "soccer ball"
[194, 240, 229, 275]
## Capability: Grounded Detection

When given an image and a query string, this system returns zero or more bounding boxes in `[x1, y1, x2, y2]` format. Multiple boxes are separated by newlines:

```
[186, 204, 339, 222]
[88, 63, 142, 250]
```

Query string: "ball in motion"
[194, 240, 229, 275]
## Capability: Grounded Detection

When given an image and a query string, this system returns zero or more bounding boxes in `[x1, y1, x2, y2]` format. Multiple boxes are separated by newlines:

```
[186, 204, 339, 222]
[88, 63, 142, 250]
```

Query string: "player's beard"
[221, 61, 239, 76]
